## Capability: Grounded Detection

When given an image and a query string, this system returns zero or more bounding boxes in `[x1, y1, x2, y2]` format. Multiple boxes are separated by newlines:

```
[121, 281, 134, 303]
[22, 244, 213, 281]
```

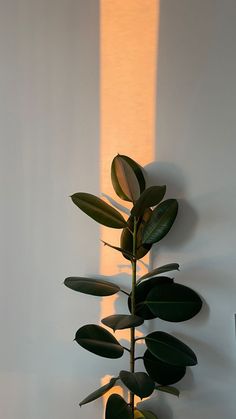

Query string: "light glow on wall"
[100, 0, 159, 407]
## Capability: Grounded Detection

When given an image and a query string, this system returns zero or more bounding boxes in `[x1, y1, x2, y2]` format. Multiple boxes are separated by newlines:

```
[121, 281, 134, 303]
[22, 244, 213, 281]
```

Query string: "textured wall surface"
[150, 1, 236, 418]
[0, 1, 236, 419]
[0, 1, 100, 418]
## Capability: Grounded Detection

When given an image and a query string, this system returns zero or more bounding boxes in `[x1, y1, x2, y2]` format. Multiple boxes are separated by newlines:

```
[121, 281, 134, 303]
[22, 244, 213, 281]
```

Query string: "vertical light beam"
[100, 0, 159, 408]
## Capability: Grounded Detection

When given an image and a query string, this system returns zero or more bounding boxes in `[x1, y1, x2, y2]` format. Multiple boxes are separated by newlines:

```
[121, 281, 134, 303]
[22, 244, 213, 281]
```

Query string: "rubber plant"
[64, 155, 202, 419]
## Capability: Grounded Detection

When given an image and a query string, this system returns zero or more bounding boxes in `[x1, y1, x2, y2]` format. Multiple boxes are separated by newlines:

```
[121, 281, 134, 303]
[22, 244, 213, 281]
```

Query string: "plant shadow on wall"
[64, 155, 203, 419]
[145, 161, 199, 250]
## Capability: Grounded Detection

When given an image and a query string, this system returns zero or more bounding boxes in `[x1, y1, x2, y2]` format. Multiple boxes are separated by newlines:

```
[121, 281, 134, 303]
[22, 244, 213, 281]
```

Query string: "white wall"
[146, 1, 236, 418]
[0, 1, 100, 418]
[0, 1, 236, 419]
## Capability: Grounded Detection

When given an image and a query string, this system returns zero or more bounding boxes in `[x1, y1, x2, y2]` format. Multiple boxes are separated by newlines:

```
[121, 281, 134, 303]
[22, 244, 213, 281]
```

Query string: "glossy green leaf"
[131, 186, 166, 217]
[71, 192, 126, 228]
[111, 155, 146, 202]
[75, 324, 124, 359]
[119, 370, 155, 399]
[137, 263, 180, 284]
[156, 386, 179, 397]
[121, 210, 152, 261]
[128, 277, 174, 320]
[105, 394, 133, 419]
[143, 349, 186, 385]
[64, 277, 120, 297]
[145, 331, 197, 366]
[146, 283, 202, 322]
[139, 410, 159, 419]
[79, 377, 118, 406]
[142, 199, 178, 244]
[101, 314, 144, 331]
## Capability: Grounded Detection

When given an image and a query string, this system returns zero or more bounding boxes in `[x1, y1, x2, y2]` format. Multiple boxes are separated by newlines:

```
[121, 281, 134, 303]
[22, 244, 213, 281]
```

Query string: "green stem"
[130, 218, 137, 416]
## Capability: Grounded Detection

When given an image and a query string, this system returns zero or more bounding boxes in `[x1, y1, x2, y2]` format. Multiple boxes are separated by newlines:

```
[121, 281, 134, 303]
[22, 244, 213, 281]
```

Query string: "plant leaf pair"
[119, 370, 155, 399]
[131, 279, 202, 323]
[71, 157, 177, 247]
[145, 331, 197, 367]
[129, 276, 174, 320]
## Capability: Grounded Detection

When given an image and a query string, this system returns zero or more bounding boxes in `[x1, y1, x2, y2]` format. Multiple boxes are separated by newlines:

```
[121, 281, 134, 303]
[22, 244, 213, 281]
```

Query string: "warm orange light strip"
[100, 0, 159, 408]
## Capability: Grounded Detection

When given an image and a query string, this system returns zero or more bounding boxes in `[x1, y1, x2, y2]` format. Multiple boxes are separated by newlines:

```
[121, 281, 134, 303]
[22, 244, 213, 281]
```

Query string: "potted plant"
[64, 155, 202, 419]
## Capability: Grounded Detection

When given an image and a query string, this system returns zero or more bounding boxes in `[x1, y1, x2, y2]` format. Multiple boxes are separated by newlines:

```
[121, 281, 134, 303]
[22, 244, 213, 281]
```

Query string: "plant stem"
[123, 346, 131, 353]
[135, 336, 145, 342]
[130, 218, 137, 416]
[120, 289, 130, 296]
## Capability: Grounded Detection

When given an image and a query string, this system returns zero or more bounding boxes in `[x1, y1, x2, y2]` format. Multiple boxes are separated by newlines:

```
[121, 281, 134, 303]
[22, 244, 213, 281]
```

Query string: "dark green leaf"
[137, 263, 180, 284]
[105, 394, 132, 419]
[156, 386, 179, 397]
[79, 377, 117, 406]
[145, 331, 197, 366]
[142, 199, 178, 244]
[121, 210, 152, 261]
[101, 314, 144, 331]
[119, 370, 155, 399]
[111, 155, 146, 202]
[71, 192, 126, 228]
[75, 324, 124, 359]
[146, 283, 202, 322]
[131, 186, 166, 217]
[64, 277, 120, 297]
[143, 349, 186, 385]
[139, 410, 159, 419]
[128, 277, 174, 320]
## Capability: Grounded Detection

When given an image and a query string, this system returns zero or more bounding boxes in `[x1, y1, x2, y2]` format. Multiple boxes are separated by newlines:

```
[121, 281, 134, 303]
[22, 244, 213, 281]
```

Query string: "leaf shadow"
[143, 161, 198, 255]
[101, 192, 130, 216]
